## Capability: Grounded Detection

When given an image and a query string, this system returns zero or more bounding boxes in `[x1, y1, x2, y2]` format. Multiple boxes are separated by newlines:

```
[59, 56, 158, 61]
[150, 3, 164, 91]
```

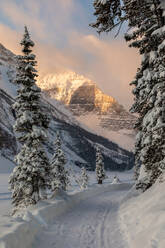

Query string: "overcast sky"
[0, 0, 140, 109]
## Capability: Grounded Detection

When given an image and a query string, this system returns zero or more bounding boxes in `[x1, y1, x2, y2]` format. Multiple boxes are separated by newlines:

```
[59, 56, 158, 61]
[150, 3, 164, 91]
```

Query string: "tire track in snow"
[96, 207, 109, 248]
[35, 186, 130, 248]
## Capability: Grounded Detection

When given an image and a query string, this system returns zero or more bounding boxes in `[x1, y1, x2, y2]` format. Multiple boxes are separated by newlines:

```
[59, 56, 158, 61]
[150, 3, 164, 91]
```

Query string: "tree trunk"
[98, 179, 102, 184]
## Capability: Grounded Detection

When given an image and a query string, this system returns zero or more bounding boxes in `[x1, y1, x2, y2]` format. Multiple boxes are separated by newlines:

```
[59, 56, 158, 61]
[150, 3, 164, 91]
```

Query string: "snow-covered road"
[35, 185, 131, 248]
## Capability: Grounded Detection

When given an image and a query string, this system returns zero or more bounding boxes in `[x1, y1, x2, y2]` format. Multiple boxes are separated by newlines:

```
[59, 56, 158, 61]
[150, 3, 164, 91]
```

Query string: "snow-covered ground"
[119, 181, 165, 248]
[0, 172, 132, 248]
[0, 158, 165, 248]
[34, 184, 131, 248]
[0, 163, 133, 220]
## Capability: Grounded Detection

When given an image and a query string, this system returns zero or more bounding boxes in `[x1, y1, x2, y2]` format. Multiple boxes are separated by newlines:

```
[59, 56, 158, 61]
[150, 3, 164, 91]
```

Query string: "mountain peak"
[37, 70, 118, 114]
[38, 71, 95, 105]
[38, 70, 95, 92]
[37, 70, 136, 150]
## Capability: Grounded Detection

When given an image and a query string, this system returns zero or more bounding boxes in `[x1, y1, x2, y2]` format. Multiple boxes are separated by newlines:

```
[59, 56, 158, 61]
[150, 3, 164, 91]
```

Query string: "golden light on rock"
[37, 70, 118, 114]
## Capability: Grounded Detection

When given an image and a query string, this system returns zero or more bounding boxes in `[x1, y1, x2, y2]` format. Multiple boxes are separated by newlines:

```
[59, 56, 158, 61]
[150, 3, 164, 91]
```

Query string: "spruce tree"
[77, 167, 89, 190]
[125, 1, 165, 190]
[51, 133, 69, 192]
[9, 26, 50, 212]
[136, 30, 165, 190]
[95, 147, 105, 184]
[91, 0, 165, 191]
[112, 175, 120, 184]
[80, 167, 89, 189]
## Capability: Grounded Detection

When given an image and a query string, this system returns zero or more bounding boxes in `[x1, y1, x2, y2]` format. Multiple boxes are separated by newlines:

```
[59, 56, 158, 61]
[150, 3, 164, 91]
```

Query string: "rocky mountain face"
[0, 44, 134, 172]
[38, 71, 137, 149]
[0, 88, 134, 172]
[38, 72, 118, 115]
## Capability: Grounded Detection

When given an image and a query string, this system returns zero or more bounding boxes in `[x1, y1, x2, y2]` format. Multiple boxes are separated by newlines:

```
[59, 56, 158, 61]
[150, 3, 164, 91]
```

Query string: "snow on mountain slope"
[0, 66, 17, 97]
[38, 71, 117, 113]
[38, 71, 93, 104]
[0, 82, 134, 172]
[38, 71, 136, 150]
[77, 113, 135, 150]
[0, 43, 134, 171]
[0, 43, 17, 97]
[41, 94, 78, 126]
[0, 89, 18, 162]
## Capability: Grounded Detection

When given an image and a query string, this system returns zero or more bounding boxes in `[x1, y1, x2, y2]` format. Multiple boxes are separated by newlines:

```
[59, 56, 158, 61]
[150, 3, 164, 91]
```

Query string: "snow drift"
[0, 183, 131, 248]
[119, 181, 165, 248]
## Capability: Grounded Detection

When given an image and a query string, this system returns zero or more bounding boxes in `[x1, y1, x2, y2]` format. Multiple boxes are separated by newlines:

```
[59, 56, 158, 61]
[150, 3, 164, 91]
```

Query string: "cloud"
[0, 0, 47, 40]
[67, 33, 140, 109]
[0, 24, 21, 53]
[0, 23, 79, 76]
[0, 0, 140, 109]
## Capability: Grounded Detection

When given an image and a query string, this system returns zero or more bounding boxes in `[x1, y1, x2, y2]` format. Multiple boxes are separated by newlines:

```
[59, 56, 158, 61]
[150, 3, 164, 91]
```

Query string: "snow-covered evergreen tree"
[136, 31, 165, 190]
[126, 2, 165, 190]
[91, 0, 165, 191]
[51, 133, 69, 192]
[80, 167, 89, 189]
[95, 147, 106, 184]
[112, 175, 120, 184]
[123, 0, 165, 190]
[76, 167, 89, 190]
[9, 26, 50, 212]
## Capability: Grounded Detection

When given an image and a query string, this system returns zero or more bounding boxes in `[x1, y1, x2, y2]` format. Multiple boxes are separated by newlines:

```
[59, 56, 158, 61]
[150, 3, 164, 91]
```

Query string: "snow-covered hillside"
[0, 89, 18, 162]
[77, 113, 135, 150]
[0, 43, 134, 171]
[0, 44, 17, 97]
[38, 70, 136, 150]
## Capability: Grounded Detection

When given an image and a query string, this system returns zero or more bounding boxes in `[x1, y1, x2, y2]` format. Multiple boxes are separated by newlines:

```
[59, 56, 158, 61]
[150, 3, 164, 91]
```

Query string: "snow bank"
[119, 182, 165, 248]
[0, 183, 131, 248]
[0, 217, 42, 248]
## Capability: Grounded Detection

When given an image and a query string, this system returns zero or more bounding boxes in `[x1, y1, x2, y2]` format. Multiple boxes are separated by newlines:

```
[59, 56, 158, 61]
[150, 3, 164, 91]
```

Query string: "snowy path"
[35, 185, 130, 248]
